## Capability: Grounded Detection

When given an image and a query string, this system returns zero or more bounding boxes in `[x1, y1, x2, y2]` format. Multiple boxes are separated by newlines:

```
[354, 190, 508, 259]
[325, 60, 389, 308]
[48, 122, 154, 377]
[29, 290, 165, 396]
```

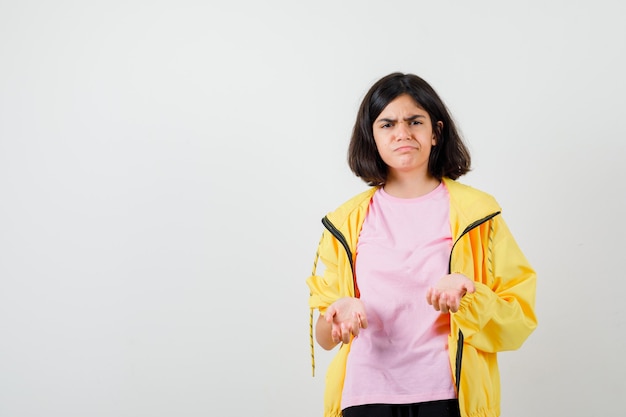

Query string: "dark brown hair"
[348, 72, 471, 185]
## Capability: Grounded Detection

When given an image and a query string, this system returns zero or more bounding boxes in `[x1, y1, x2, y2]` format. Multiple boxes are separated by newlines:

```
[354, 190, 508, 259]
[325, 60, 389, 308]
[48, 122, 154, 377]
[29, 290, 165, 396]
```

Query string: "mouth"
[394, 145, 417, 152]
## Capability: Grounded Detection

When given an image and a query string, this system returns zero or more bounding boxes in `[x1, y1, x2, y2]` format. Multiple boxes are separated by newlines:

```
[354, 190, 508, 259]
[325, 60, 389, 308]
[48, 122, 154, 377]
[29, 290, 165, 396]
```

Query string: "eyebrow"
[376, 115, 426, 123]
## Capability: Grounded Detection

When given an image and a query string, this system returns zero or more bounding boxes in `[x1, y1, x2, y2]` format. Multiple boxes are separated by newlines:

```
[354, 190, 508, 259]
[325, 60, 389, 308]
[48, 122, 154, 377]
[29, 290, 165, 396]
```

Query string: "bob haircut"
[348, 72, 471, 185]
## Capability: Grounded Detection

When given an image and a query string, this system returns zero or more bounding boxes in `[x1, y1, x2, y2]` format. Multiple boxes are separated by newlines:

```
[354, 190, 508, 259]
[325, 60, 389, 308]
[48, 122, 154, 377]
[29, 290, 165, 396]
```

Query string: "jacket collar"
[324, 178, 501, 242]
[443, 178, 501, 240]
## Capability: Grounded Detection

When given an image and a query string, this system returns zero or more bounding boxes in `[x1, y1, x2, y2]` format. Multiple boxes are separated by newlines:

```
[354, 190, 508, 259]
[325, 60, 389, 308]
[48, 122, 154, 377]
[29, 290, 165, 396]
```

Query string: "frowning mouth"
[394, 146, 418, 152]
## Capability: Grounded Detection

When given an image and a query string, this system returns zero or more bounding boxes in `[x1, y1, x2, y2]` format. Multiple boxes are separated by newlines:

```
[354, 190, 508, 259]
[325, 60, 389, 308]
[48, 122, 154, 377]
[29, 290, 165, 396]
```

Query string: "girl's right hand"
[325, 297, 368, 344]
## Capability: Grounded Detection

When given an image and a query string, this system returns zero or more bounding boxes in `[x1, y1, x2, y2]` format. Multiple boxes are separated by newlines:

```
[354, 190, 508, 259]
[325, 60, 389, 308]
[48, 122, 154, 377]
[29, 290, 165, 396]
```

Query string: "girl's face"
[372, 94, 439, 179]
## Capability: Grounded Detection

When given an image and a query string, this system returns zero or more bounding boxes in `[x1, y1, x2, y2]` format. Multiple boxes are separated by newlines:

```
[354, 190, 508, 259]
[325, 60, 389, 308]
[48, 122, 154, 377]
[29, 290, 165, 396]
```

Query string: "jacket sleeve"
[306, 229, 343, 316]
[453, 215, 537, 353]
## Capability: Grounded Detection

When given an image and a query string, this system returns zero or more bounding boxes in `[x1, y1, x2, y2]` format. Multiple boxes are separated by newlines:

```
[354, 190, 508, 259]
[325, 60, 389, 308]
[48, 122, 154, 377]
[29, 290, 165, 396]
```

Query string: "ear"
[432, 121, 443, 146]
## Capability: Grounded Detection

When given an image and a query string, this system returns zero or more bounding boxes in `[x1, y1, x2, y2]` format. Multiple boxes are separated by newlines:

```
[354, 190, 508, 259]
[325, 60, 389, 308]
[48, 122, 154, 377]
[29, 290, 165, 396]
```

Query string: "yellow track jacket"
[306, 178, 537, 417]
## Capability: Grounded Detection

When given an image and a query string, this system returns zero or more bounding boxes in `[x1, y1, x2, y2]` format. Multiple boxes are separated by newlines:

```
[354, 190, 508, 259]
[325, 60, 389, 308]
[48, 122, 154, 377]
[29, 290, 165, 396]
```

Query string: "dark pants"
[342, 399, 461, 417]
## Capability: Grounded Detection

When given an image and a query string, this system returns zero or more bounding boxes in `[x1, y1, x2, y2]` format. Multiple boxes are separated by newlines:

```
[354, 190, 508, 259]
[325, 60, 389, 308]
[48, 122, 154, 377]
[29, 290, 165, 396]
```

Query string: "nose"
[395, 122, 411, 141]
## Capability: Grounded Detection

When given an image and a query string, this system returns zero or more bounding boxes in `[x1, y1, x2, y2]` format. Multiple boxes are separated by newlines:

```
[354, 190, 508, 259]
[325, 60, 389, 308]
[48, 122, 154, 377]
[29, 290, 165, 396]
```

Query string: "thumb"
[324, 306, 336, 322]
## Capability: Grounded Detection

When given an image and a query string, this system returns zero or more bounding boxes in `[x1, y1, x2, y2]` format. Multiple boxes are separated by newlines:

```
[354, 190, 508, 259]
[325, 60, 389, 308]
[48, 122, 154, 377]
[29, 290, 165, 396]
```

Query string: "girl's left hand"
[426, 273, 475, 313]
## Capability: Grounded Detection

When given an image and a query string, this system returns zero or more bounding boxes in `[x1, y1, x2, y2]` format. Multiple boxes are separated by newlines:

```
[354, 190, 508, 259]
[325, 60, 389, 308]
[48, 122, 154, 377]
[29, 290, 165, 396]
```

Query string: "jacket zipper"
[449, 211, 500, 394]
[321, 216, 359, 297]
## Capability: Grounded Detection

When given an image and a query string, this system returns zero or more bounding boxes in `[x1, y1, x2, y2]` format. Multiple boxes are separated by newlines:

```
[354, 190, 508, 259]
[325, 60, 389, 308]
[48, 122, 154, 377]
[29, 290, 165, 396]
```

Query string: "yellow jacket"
[306, 178, 537, 417]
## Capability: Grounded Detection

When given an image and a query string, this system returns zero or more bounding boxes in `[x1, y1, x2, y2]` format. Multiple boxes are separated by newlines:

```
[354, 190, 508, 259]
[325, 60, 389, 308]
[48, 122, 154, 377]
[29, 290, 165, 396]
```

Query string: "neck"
[383, 174, 440, 199]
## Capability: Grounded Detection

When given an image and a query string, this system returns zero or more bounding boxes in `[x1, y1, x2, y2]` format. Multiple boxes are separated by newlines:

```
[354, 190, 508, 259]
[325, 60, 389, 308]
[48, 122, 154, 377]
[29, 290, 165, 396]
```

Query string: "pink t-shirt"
[341, 183, 456, 409]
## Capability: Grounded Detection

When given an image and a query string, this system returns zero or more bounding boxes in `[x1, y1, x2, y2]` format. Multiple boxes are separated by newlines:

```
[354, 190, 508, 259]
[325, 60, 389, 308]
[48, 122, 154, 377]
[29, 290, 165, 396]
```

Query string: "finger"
[341, 323, 351, 344]
[357, 312, 369, 329]
[444, 292, 455, 313]
[331, 322, 342, 343]
[351, 313, 361, 337]
[427, 288, 439, 307]
[425, 287, 434, 305]
[325, 305, 338, 322]
[437, 292, 448, 313]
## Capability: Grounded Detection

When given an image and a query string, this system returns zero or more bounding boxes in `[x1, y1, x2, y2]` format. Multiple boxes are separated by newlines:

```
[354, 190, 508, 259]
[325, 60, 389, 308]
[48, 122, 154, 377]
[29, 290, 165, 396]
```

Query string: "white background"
[1, 1, 625, 416]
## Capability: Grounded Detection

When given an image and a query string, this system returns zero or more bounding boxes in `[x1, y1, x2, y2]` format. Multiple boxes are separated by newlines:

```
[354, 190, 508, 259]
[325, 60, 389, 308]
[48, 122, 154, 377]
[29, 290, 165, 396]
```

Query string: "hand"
[426, 273, 475, 313]
[325, 297, 368, 344]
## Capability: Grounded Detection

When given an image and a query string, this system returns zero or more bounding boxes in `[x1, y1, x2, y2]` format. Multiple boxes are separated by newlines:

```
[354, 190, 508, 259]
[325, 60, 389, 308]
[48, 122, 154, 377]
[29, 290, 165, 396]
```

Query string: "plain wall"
[1, 1, 625, 416]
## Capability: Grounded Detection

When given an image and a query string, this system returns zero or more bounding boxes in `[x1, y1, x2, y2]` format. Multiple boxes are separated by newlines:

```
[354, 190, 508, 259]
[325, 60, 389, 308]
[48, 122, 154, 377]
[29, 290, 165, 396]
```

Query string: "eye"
[410, 120, 422, 126]
[380, 122, 392, 128]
